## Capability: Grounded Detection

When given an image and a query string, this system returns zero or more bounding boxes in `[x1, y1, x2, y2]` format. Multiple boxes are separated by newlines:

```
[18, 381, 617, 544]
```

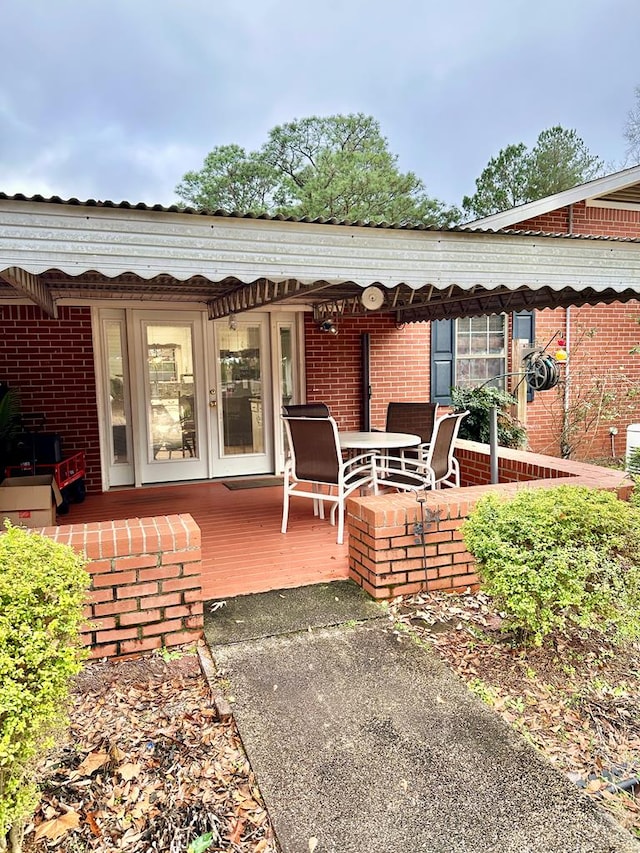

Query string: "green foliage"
[462, 125, 604, 219]
[187, 832, 215, 853]
[0, 524, 89, 850]
[450, 385, 526, 448]
[0, 387, 20, 443]
[628, 448, 640, 477]
[461, 143, 530, 218]
[176, 113, 460, 227]
[176, 144, 278, 215]
[462, 486, 640, 646]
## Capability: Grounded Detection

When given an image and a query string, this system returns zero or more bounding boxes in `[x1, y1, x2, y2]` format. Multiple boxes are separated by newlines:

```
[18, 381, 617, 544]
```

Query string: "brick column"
[40, 514, 203, 658]
[347, 443, 633, 600]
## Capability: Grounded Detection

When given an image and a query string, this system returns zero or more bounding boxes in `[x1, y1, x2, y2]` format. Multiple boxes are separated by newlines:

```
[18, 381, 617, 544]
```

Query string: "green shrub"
[451, 385, 527, 449]
[462, 486, 640, 646]
[0, 524, 89, 853]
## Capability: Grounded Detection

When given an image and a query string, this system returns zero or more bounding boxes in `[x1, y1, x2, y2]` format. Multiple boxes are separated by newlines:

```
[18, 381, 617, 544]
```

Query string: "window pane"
[488, 333, 505, 353]
[219, 324, 264, 456]
[455, 315, 506, 389]
[106, 321, 129, 464]
[457, 335, 470, 355]
[146, 324, 197, 461]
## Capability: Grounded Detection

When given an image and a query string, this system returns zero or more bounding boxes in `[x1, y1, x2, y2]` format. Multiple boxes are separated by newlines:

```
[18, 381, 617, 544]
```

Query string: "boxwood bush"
[0, 523, 89, 853]
[462, 486, 640, 646]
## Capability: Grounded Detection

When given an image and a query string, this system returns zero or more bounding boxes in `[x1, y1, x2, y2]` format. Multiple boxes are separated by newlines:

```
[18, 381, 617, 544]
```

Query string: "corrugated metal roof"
[1, 192, 640, 322]
[2, 190, 640, 241]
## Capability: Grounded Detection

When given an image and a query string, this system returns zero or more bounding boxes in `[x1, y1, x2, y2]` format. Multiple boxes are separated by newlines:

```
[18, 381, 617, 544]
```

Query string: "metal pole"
[489, 405, 499, 484]
[361, 333, 371, 431]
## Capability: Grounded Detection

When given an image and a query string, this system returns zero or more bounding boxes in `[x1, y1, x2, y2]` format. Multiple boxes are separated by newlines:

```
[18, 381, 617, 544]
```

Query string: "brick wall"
[516, 200, 640, 239]
[41, 513, 204, 659]
[512, 203, 640, 459]
[0, 304, 101, 492]
[346, 441, 632, 599]
[304, 313, 431, 431]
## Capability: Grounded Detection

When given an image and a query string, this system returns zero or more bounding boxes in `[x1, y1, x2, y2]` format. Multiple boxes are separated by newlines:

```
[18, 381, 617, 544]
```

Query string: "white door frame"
[94, 304, 306, 488]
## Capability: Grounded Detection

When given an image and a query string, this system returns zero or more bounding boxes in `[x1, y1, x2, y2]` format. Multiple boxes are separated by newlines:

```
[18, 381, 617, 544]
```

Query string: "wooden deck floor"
[63, 480, 349, 600]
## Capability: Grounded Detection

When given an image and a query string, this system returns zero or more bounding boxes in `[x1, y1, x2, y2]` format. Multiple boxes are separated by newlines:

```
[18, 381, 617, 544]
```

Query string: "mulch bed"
[21, 591, 640, 848]
[390, 590, 640, 839]
[23, 645, 280, 853]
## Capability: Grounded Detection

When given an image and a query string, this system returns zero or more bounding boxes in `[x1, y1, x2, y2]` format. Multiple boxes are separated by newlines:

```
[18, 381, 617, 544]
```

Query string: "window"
[431, 311, 534, 404]
[456, 316, 506, 388]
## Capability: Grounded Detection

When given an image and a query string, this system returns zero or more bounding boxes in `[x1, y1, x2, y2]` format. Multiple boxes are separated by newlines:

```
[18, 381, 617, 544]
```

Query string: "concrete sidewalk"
[205, 582, 637, 853]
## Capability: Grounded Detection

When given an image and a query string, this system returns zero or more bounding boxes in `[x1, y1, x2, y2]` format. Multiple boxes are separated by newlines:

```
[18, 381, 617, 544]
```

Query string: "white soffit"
[1, 199, 640, 296]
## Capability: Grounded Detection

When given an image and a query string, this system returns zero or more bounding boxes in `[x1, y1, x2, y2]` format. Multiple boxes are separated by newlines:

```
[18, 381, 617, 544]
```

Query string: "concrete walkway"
[205, 581, 637, 853]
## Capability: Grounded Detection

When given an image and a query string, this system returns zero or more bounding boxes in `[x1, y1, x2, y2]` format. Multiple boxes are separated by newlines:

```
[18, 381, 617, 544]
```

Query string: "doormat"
[223, 477, 284, 490]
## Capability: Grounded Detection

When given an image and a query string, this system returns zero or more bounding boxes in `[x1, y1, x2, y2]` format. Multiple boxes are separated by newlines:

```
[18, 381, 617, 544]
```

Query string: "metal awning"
[1, 194, 639, 321]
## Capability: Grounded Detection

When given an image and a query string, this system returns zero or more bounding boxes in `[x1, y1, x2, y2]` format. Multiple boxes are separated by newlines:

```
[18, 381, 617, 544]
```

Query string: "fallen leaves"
[76, 750, 109, 776]
[392, 590, 640, 838]
[23, 649, 280, 852]
[33, 808, 80, 842]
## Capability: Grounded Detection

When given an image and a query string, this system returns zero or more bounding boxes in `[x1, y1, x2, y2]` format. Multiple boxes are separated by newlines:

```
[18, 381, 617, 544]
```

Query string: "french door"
[135, 312, 210, 484]
[97, 308, 299, 487]
[209, 315, 273, 477]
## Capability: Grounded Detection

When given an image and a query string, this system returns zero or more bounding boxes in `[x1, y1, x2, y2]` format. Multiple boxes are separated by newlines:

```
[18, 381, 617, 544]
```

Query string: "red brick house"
[1, 165, 640, 497]
[467, 163, 640, 460]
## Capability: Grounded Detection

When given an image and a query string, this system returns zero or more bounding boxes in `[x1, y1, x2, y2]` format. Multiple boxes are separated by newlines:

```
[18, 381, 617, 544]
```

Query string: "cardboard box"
[0, 475, 64, 528]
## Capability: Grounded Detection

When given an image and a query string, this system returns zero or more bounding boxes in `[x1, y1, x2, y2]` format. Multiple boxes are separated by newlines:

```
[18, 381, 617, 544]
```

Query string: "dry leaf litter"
[391, 590, 640, 839]
[22, 590, 640, 849]
[23, 645, 280, 853]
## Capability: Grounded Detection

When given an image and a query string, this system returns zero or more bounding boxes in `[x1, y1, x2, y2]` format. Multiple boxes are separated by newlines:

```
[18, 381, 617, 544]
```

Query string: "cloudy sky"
[1, 0, 639, 210]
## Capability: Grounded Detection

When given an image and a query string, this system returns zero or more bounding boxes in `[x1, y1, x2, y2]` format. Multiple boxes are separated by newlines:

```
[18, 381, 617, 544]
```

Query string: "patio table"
[338, 431, 421, 451]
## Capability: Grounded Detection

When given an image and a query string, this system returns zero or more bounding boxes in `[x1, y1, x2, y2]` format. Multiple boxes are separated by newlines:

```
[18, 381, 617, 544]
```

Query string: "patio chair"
[422, 410, 468, 488]
[374, 410, 468, 492]
[281, 414, 376, 544]
[282, 402, 331, 418]
[384, 402, 439, 460]
[281, 403, 331, 516]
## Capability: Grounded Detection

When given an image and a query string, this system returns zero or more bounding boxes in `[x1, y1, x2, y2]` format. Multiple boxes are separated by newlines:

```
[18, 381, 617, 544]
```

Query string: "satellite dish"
[360, 285, 385, 311]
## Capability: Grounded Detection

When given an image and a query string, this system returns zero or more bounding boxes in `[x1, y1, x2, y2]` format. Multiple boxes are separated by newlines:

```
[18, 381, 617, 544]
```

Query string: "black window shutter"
[512, 310, 536, 402]
[431, 319, 455, 405]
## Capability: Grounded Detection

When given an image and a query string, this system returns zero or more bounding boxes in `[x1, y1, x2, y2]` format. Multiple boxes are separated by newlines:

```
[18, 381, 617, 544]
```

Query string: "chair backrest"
[282, 415, 341, 484]
[425, 411, 468, 483]
[282, 402, 331, 418]
[385, 402, 438, 444]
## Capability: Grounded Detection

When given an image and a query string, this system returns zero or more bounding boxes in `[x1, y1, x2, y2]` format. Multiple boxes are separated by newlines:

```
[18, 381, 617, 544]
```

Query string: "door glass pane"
[219, 324, 263, 456]
[280, 327, 293, 408]
[106, 321, 129, 464]
[146, 324, 197, 461]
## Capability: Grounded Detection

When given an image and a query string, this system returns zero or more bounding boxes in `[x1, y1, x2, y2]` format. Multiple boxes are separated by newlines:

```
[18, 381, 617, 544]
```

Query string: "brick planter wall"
[41, 513, 204, 658]
[347, 441, 633, 600]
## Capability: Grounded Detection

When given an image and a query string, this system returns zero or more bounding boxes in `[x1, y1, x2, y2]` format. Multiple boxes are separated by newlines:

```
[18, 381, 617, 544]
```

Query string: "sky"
[1, 0, 639, 211]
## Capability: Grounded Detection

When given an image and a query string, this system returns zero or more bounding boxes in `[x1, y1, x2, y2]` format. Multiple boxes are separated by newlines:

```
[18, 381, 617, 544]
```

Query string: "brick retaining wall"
[347, 441, 633, 600]
[41, 513, 204, 658]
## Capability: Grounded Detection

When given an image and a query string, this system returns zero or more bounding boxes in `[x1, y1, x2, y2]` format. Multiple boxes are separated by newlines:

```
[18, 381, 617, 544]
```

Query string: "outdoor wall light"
[319, 319, 339, 336]
[228, 313, 238, 331]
